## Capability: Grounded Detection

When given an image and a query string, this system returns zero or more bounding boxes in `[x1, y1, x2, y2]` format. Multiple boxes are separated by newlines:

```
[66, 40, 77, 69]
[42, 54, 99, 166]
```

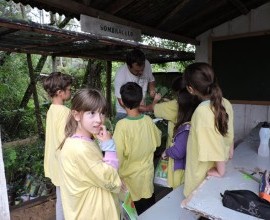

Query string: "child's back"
[113, 82, 161, 215]
[42, 72, 73, 220]
[114, 114, 160, 200]
[44, 104, 70, 185]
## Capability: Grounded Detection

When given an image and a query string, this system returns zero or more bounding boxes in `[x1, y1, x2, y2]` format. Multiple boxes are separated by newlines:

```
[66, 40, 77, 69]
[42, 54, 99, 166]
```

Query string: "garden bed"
[10, 192, 56, 220]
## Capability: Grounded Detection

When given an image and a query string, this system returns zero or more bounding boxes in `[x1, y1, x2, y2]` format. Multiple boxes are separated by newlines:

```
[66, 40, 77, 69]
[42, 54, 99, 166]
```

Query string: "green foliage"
[3, 140, 45, 184]
[142, 35, 194, 72]
[3, 139, 50, 204]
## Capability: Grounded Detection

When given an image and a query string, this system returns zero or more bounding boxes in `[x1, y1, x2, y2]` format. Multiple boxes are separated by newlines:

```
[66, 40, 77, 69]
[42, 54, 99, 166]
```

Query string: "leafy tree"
[142, 35, 194, 72]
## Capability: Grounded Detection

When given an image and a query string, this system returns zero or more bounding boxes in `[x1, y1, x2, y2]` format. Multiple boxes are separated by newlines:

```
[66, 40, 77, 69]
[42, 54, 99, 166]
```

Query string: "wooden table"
[183, 140, 270, 220]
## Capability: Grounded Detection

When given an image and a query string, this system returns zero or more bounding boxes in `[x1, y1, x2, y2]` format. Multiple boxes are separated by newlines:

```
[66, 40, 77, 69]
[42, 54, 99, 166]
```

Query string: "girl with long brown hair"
[183, 62, 234, 198]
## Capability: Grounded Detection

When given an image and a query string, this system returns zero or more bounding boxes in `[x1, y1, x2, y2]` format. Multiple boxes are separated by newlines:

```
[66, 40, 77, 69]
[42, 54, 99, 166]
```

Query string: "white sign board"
[80, 15, 141, 42]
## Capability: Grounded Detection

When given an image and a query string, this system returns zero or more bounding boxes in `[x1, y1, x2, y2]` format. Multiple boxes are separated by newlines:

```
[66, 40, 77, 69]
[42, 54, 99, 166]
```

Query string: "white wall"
[195, 2, 270, 143]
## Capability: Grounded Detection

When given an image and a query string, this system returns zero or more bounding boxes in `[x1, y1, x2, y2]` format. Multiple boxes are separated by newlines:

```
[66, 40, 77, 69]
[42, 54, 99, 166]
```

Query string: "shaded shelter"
[8, 0, 270, 44]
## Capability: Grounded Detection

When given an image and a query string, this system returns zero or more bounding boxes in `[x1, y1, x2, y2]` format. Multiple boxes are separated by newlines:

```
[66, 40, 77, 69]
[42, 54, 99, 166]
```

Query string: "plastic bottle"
[258, 122, 270, 157]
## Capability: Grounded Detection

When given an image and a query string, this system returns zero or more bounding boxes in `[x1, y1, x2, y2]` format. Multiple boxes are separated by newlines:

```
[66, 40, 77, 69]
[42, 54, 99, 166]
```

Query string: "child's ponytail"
[183, 62, 229, 136]
[209, 83, 228, 136]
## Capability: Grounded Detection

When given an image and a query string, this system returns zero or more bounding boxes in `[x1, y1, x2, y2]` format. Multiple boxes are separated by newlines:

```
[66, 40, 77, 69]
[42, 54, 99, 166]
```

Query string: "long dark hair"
[173, 79, 199, 137]
[183, 62, 228, 136]
[59, 88, 107, 150]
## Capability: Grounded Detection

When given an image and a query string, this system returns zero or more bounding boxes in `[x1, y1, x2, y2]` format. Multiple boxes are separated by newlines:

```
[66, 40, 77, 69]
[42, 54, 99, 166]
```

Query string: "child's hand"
[121, 180, 128, 192]
[150, 90, 156, 98]
[96, 125, 111, 141]
[161, 150, 167, 159]
[154, 93, 162, 102]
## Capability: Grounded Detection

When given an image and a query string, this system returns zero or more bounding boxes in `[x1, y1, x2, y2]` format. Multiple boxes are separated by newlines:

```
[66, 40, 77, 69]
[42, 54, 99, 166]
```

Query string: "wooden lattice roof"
[0, 17, 194, 63]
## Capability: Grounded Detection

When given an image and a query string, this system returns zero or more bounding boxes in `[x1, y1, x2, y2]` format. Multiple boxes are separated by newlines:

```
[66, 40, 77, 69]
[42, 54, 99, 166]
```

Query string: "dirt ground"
[10, 193, 55, 220]
[9, 185, 171, 220]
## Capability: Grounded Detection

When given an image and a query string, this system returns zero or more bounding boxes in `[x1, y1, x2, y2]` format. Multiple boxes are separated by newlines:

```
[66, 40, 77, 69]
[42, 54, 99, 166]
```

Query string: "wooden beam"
[105, 0, 136, 14]
[106, 61, 112, 117]
[27, 54, 45, 139]
[20, 38, 78, 50]
[0, 29, 18, 37]
[82, 0, 91, 7]
[30, 0, 199, 45]
[227, 0, 249, 14]
[0, 18, 85, 39]
[168, 1, 224, 32]
[157, 0, 190, 29]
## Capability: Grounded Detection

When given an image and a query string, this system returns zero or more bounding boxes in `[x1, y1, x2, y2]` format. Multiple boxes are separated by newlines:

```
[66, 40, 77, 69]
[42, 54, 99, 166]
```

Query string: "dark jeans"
[134, 193, 155, 215]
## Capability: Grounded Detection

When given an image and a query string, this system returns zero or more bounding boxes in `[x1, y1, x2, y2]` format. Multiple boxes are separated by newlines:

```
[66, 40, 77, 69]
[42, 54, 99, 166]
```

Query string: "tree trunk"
[26, 54, 44, 139]
[106, 61, 112, 117]
[20, 3, 26, 20]
[9, 17, 71, 137]
[83, 59, 102, 90]
[52, 56, 57, 72]
[0, 52, 11, 66]
[9, 55, 47, 136]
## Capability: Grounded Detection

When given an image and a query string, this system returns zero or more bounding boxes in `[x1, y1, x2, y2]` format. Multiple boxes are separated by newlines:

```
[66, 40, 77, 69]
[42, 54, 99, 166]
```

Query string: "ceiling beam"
[29, 0, 199, 45]
[0, 29, 19, 37]
[168, 1, 225, 32]
[105, 0, 136, 14]
[227, 0, 249, 14]
[157, 0, 190, 29]
[81, 0, 91, 7]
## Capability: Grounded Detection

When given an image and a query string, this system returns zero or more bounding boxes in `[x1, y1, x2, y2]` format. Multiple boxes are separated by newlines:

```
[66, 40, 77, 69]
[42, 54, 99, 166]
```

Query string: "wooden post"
[27, 54, 45, 139]
[106, 61, 112, 117]
[52, 56, 57, 72]
[0, 128, 11, 220]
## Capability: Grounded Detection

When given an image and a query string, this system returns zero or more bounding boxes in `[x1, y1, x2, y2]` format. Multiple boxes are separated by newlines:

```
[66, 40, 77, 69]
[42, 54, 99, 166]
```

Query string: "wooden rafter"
[157, 0, 190, 29]
[105, 0, 136, 14]
[0, 18, 85, 39]
[227, 0, 249, 14]
[0, 29, 18, 36]
[168, 1, 225, 32]
[82, 0, 91, 7]
[20, 38, 78, 49]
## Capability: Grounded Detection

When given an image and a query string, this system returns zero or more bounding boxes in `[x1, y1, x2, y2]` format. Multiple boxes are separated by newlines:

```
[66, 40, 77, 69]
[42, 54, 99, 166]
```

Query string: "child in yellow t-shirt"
[160, 86, 199, 189]
[58, 89, 122, 220]
[42, 72, 73, 220]
[183, 62, 234, 198]
[151, 76, 197, 188]
[113, 82, 161, 215]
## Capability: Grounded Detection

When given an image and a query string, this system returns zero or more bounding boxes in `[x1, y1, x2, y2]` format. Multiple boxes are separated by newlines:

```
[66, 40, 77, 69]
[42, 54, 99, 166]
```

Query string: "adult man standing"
[114, 49, 156, 120]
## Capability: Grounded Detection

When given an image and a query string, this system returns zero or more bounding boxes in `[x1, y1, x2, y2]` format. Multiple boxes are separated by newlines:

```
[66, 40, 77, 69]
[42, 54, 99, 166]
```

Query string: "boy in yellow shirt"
[113, 82, 161, 215]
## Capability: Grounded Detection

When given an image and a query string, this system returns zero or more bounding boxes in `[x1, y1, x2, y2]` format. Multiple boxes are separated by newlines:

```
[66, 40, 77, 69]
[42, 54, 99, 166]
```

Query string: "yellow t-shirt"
[113, 114, 161, 201]
[154, 100, 184, 188]
[183, 98, 234, 197]
[59, 138, 121, 220]
[44, 104, 70, 186]
[154, 99, 178, 148]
